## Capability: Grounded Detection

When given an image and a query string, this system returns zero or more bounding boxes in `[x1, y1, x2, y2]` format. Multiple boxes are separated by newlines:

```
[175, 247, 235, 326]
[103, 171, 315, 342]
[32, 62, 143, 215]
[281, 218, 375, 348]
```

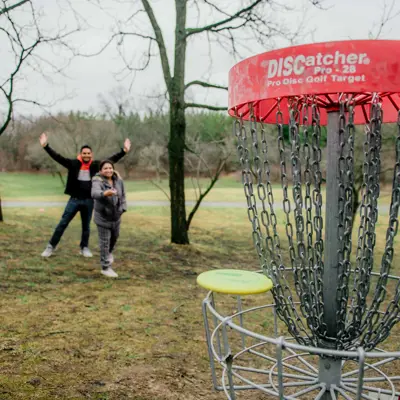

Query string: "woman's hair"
[99, 159, 115, 170]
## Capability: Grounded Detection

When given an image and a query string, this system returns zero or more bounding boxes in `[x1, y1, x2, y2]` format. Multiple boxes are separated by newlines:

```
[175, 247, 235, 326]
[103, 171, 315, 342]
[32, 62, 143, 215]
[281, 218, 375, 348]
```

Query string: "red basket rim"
[228, 40, 400, 124]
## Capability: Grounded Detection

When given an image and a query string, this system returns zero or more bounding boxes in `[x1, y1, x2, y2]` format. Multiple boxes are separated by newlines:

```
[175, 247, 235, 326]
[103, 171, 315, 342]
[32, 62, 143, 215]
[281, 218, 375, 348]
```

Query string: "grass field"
[0, 172, 248, 203]
[1, 173, 400, 399]
[1, 172, 395, 205]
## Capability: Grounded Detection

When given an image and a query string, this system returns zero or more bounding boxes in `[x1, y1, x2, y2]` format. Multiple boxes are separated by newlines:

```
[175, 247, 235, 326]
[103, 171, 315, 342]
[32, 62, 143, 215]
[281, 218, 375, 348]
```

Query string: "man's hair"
[99, 159, 115, 170]
[80, 145, 92, 152]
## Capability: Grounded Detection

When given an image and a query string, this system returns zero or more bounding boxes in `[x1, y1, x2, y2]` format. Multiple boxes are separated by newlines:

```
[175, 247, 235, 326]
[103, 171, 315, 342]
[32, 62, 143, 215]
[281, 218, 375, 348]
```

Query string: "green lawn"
[0, 172, 246, 202]
[1, 172, 395, 207]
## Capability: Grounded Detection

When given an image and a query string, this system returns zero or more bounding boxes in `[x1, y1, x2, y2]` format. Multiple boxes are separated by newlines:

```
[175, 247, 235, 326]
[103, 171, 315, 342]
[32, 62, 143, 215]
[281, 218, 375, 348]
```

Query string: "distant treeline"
[0, 111, 236, 179]
[0, 110, 397, 185]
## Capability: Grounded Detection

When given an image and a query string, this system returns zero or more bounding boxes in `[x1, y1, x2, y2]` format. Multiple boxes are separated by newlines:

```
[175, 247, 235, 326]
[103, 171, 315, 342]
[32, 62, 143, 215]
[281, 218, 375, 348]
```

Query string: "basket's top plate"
[228, 40, 400, 124]
[197, 269, 273, 295]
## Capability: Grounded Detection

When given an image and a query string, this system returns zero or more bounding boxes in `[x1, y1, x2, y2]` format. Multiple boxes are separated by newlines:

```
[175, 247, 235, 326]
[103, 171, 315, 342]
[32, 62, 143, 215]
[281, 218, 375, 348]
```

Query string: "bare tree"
[98, 87, 143, 178]
[0, 0, 77, 221]
[0, 1, 77, 136]
[105, 0, 320, 244]
[76, 0, 323, 243]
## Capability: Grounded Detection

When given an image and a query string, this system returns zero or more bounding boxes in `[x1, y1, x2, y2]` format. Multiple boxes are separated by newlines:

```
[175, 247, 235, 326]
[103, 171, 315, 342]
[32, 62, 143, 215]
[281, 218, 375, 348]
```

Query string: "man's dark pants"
[49, 198, 94, 249]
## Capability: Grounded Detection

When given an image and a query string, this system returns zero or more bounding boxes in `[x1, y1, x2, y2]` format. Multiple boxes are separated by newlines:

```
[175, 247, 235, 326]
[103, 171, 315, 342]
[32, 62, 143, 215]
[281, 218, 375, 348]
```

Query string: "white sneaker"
[80, 247, 93, 257]
[41, 244, 54, 257]
[101, 268, 118, 278]
[108, 253, 114, 264]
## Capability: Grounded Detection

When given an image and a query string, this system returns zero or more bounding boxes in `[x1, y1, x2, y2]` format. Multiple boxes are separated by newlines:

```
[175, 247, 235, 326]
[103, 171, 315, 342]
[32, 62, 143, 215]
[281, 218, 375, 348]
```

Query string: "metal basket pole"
[319, 110, 343, 398]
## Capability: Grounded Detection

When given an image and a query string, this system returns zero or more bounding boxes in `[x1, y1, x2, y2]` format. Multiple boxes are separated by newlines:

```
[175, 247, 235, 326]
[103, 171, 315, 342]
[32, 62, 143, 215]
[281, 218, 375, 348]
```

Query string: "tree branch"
[0, 0, 78, 136]
[118, 31, 156, 41]
[185, 102, 226, 111]
[185, 80, 227, 91]
[186, 0, 263, 37]
[141, 0, 172, 89]
[186, 156, 228, 230]
[0, 0, 29, 16]
[201, 0, 231, 17]
[308, 0, 326, 9]
[0, 37, 41, 134]
[369, 0, 400, 39]
[0, 87, 12, 136]
[149, 180, 170, 201]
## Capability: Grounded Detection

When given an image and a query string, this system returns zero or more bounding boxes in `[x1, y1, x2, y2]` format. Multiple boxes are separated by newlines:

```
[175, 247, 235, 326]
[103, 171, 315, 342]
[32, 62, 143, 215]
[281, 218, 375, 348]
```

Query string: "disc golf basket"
[197, 40, 400, 399]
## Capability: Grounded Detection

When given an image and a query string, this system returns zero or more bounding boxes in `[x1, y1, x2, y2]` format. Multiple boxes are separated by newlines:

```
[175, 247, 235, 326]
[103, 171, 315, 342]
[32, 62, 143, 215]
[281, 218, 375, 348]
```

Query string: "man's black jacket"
[43, 144, 126, 198]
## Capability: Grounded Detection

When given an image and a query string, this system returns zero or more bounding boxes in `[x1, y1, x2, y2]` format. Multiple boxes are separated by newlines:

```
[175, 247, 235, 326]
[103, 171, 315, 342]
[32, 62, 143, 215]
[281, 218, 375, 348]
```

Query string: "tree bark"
[169, 0, 189, 244]
[169, 95, 189, 244]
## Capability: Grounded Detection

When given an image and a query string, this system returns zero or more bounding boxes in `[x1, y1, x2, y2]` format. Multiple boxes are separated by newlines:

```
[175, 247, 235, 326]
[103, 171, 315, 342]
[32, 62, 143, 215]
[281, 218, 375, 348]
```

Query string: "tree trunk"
[0, 196, 3, 222]
[169, 96, 189, 244]
[168, 0, 189, 244]
[142, 0, 189, 244]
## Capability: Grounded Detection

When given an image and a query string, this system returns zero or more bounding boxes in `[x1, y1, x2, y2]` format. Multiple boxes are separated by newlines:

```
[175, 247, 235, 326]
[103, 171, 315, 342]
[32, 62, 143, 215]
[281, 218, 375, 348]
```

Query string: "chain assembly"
[234, 96, 400, 351]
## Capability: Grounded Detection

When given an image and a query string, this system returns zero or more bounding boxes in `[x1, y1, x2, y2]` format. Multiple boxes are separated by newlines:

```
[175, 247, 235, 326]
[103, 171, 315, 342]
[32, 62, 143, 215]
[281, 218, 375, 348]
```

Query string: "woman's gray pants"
[96, 220, 120, 269]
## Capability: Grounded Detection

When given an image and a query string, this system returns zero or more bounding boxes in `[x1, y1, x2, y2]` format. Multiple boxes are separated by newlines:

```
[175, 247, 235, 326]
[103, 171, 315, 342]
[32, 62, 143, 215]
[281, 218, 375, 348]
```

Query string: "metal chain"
[299, 100, 321, 338]
[359, 108, 400, 350]
[335, 98, 356, 347]
[234, 112, 266, 275]
[287, 99, 306, 308]
[349, 96, 382, 347]
[260, 121, 281, 267]
[262, 105, 314, 344]
[275, 98, 315, 344]
[234, 101, 315, 346]
[249, 108, 274, 274]
[234, 97, 400, 352]
[301, 102, 316, 324]
[288, 98, 323, 339]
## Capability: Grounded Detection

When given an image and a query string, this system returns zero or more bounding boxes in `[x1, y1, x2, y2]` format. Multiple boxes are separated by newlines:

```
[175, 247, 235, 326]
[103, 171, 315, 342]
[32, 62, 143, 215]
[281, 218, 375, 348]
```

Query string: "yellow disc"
[197, 269, 273, 295]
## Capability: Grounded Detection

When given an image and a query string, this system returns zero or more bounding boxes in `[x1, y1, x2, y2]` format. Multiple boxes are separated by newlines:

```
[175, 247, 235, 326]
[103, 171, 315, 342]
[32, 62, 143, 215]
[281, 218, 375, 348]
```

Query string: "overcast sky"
[2, 0, 400, 118]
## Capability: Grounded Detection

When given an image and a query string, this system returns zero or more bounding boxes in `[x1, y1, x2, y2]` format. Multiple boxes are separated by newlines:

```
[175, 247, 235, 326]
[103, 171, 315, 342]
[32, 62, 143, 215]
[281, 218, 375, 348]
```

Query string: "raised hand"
[123, 138, 131, 153]
[39, 132, 48, 147]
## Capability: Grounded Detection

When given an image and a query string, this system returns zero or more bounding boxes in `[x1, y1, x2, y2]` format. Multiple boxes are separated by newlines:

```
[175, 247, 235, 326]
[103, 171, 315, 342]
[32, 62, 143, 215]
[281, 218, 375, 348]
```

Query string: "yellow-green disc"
[197, 269, 273, 295]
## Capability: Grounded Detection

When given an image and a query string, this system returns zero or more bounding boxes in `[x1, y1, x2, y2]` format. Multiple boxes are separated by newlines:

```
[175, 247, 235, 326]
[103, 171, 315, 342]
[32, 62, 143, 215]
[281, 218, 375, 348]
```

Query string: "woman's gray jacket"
[91, 172, 127, 228]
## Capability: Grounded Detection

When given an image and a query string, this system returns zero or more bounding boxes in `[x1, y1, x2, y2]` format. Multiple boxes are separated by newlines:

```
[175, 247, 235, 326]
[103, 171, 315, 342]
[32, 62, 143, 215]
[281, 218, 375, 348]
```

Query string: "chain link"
[301, 102, 317, 329]
[346, 96, 382, 348]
